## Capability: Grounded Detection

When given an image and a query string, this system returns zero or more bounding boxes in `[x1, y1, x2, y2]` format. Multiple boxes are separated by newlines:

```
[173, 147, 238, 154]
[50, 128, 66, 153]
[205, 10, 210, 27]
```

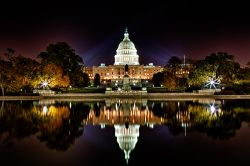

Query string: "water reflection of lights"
[42, 106, 48, 115]
[210, 105, 216, 113]
[176, 101, 190, 136]
[176, 110, 190, 136]
[208, 103, 221, 116]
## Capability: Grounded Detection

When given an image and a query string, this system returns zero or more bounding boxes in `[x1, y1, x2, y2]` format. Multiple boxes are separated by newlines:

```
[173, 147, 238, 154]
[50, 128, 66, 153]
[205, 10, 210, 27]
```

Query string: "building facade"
[84, 29, 163, 86]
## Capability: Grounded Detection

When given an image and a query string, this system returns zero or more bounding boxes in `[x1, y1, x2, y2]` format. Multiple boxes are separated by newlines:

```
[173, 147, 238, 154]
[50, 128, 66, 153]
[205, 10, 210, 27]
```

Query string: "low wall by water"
[198, 89, 221, 94]
[0, 93, 250, 100]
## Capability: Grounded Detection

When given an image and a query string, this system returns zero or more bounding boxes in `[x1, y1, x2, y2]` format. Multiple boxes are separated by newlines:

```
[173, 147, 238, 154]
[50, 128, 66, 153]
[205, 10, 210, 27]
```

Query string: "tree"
[4, 48, 15, 61]
[0, 58, 15, 95]
[82, 73, 90, 87]
[37, 42, 84, 87]
[165, 56, 182, 74]
[70, 71, 90, 87]
[33, 63, 70, 89]
[0, 48, 16, 95]
[93, 73, 101, 87]
[246, 61, 250, 69]
[239, 61, 250, 82]
[11, 55, 39, 92]
[162, 71, 177, 90]
[177, 77, 188, 89]
[152, 72, 164, 87]
[204, 52, 240, 83]
[188, 60, 215, 88]
[0, 60, 9, 95]
[0, 48, 42, 94]
[188, 52, 240, 88]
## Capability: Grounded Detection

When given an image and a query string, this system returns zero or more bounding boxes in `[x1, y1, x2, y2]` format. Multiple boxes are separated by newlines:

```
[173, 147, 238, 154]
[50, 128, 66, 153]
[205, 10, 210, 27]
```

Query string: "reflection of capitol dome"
[114, 28, 139, 65]
[114, 124, 140, 164]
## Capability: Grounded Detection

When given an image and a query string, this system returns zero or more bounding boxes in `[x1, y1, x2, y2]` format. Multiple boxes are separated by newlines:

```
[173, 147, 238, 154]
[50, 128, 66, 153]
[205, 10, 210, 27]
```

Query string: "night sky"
[1, 0, 250, 67]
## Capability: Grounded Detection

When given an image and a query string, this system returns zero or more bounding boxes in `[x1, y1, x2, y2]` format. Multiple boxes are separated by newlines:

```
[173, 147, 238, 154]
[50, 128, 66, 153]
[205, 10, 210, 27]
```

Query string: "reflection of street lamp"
[42, 105, 48, 115]
[210, 105, 216, 113]
[208, 102, 221, 116]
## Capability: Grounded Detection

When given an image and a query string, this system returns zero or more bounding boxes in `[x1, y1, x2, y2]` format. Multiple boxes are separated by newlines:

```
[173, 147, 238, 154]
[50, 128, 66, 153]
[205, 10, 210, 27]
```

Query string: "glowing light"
[41, 81, 48, 89]
[205, 77, 220, 89]
[101, 124, 105, 129]
[208, 102, 221, 116]
[210, 105, 216, 113]
[42, 106, 48, 115]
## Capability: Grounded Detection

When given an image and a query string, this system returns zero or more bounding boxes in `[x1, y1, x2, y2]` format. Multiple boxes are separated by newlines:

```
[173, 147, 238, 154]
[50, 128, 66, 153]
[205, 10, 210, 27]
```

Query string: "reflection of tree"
[33, 105, 70, 133]
[0, 101, 37, 147]
[1, 99, 250, 152]
[0, 101, 91, 151]
[35, 102, 91, 151]
[148, 101, 185, 135]
[147, 100, 250, 139]
[93, 103, 101, 117]
[0, 101, 4, 118]
[189, 101, 250, 140]
[69, 103, 90, 138]
[148, 101, 178, 118]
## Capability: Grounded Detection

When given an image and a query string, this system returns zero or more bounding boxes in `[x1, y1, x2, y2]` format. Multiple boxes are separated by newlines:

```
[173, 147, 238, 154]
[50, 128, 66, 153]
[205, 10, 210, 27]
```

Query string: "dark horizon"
[1, 1, 250, 67]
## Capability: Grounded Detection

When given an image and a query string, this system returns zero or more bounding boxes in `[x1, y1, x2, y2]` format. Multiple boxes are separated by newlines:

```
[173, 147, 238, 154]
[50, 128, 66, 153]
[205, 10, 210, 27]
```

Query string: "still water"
[0, 98, 250, 166]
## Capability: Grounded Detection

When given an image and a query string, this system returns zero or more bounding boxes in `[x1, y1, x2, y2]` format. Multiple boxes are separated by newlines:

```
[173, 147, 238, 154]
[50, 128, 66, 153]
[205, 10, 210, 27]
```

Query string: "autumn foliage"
[32, 63, 70, 89]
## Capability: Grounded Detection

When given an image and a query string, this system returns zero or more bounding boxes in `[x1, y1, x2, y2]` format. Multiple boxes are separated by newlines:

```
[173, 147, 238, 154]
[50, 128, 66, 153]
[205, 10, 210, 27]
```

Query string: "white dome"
[114, 29, 139, 65]
[117, 34, 136, 51]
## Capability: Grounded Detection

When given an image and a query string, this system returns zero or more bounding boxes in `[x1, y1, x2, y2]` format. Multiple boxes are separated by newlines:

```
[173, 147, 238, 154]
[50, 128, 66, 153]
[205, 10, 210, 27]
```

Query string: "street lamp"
[205, 77, 220, 89]
[41, 81, 48, 89]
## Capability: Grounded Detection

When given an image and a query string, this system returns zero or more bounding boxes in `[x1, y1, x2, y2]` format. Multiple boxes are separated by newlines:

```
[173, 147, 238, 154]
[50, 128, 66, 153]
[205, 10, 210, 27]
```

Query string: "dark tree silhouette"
[152, 72, 164, 87]
[37, 42, 84, 87]
[94, 73, 101, 87]
[166, 56, 182, 74]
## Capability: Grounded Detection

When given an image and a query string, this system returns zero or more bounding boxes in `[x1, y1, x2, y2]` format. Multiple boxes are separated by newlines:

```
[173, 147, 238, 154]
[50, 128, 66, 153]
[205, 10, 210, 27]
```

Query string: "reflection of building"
[83, 99, 194, 163]
[115, 124, 139, 164]
[85, 99, 165, 163]
[84, 29, 163, 86]
[86, 99, 164, 126]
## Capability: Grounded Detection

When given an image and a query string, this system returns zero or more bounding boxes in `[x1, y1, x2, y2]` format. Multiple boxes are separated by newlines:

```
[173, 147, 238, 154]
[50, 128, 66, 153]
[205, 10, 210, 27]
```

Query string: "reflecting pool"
[0, 99, 250, 165]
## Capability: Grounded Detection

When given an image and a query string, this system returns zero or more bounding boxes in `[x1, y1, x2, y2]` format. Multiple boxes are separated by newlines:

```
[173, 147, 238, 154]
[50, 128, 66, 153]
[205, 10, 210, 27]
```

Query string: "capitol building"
[84, 29, 163, 86]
